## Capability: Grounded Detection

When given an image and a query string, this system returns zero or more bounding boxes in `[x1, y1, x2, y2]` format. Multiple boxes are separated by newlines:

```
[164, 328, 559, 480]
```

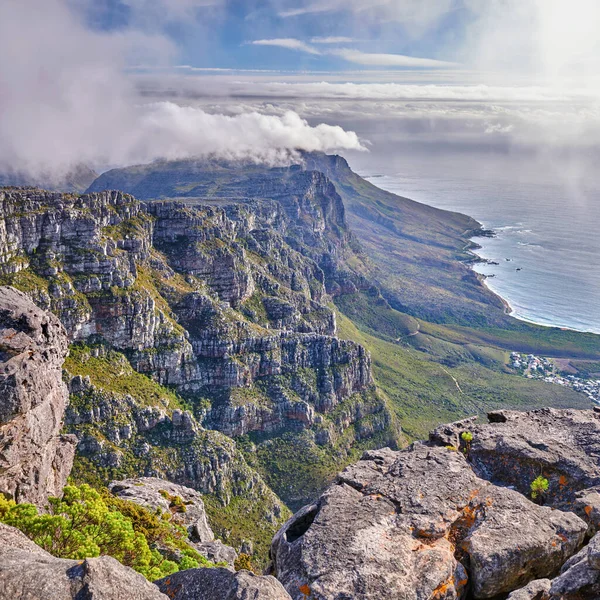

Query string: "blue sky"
[82, 0, 472, 72]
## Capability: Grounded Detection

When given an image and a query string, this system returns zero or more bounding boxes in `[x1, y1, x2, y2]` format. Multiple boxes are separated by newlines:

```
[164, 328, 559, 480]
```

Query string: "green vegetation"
[530, 476, 549, 501]
[64, 343, 186, 411]
[335, 306, 591, 439]
[234, 553, 254, 572]
[0, 484, 215, 580]
[203, 494, 290, 571]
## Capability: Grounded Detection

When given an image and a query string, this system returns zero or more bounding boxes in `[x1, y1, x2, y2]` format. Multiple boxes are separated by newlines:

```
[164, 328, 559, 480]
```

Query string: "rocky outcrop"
[434, 408, 600, 533]
[271, 443, 586, 600]
[109, 477, 215, 543]
[0, 188, 382, 442]
[0, 523, 168, 600]
[155, 568, 291, 600]
[0, 286, 76, 505]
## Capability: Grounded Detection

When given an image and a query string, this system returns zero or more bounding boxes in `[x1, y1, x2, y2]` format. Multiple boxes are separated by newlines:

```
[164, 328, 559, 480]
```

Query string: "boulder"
[194, 540, 238, 569]
[155, 568, 292, 600]
[0, 286, 76, 505]
[270, 444, 586, 600]
[0, 523, 167, 600]
[507, 579, 551, 600]
[543, 532, 600, 599]
[461, 409, 600, 530]
[109, 477, 215, 542]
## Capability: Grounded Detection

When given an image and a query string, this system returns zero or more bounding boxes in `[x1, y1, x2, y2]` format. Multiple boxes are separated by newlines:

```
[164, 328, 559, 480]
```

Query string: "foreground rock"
[435, 408, 600, 532]
[109, 477, 215, 543]
[271, 444, 586, 600]
[0, 286, 76, 505]
[155, 568, 292, 600]
[0, 523, 168, 600]
[546, 531, 600, 599]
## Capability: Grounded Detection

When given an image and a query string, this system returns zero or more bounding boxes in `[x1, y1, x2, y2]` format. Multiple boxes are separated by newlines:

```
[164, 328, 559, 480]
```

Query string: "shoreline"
[466, 223, 600, 336]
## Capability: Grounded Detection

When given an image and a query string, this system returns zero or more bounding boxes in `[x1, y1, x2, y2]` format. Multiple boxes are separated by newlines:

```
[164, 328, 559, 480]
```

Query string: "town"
[511, 352, 600, 404]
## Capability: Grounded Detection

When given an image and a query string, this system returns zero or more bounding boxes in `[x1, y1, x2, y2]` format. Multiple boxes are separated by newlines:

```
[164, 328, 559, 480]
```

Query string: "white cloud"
[0, 0, 364, 178]
[331, 49, 457, 68]
[250, 38, 321, 55]
[250, 39, 455, 69]
[311, 36, 356, 44]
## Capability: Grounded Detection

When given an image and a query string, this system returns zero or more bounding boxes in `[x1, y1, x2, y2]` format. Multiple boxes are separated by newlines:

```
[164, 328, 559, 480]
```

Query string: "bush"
[530, 476, 549, 500]
[234, 553, 254, 572]
[0, 484, 212, 580]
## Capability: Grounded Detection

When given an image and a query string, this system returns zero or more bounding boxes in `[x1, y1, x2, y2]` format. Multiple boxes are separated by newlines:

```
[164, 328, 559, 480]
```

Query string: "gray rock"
[507, 579, 551, 600]
[464, 409, 600, 525]
[271, 444, 586, 600]
[0, 286, 76, 505]
[109, 477, 215, 543]
[155, 568, 291, 600]
[588, 531, 600, 570]
[0, 523, 167, 600]
[193, 540, 238, 570]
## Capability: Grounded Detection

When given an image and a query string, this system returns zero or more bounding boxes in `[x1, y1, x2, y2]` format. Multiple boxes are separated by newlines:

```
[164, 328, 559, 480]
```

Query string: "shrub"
[530, 476, 549, 500]
[234, 553, 254, 572]
[0, 484, 212, 580]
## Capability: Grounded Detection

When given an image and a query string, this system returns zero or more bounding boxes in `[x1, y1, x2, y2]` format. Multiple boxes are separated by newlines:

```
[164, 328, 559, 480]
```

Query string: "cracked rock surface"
[155, 567, 292, 600]
[270, 443, 586, 599]
[0, 286, 76, 505]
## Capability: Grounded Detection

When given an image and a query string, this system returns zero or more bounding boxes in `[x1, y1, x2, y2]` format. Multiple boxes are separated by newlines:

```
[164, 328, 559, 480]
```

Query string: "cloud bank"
[249, 38, 456, 68]
[0, 0, 364, 178]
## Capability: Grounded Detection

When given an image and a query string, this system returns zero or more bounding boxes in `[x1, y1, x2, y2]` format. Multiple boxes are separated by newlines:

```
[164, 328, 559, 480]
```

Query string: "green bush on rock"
[0, 484, 214, 580]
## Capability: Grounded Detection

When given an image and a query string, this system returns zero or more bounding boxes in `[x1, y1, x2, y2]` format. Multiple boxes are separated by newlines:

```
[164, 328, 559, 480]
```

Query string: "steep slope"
[0, 287, 76, 505]
[85, 159, 595, 440]
[0, 186, 398, 553]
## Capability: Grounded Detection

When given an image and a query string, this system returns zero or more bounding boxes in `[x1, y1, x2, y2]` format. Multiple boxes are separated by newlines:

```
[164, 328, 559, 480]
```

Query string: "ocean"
[352, 149, 600, 335]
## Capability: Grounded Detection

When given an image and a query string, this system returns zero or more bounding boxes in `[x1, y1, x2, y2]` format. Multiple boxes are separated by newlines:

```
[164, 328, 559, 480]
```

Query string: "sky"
[1, 0, 600, 177]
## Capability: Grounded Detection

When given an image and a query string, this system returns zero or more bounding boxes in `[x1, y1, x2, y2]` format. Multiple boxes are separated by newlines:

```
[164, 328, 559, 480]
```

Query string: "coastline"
[466, 223, 600, 336]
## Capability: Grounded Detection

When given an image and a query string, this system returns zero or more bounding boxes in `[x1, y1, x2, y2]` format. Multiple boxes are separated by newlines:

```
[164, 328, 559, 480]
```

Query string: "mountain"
[88, 154, 600, 363]
[2, 153, 600, 598]
[0, 163, 98, 193]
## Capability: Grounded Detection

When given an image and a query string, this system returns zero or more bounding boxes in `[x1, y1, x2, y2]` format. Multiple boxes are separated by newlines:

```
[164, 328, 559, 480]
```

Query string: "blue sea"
[352, 149, 600, 335]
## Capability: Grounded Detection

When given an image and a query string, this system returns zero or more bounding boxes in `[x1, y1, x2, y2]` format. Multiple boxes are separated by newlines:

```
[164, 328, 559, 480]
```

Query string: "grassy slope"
[335, 294, 591, 439]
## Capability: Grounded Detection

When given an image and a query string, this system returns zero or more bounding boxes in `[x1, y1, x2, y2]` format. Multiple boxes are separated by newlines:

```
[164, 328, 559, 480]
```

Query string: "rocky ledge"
[0, 287, 76, 504]
[270, 408, 600, 600]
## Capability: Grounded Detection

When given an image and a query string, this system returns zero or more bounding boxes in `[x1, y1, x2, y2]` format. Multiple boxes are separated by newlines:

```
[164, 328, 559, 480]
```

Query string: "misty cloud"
[0, 0, 364, 178]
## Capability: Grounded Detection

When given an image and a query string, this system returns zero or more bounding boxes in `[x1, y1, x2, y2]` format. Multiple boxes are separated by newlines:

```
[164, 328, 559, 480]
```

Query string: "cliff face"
[0, 287, 76, 505]
[0, 183, 395, 534]
[0, 187, 381, 434]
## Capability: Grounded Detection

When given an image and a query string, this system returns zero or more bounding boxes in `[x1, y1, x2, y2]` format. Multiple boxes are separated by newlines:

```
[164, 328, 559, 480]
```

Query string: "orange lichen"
[431, 576, 455, 599]
[299, 584, 311, 596]
[559, 475, 568, 487]
[585, 505, 594, 516]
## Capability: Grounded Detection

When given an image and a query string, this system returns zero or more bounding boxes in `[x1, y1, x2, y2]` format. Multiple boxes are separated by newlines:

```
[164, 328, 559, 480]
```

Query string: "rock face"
[109, 477, 215, 543]
[0, 186, 394, 519]
[270, 443, 587, 600]
[0, 188, 386, 443]
[0, 286, 76, 505]
[155, 568, 292, 600]
[440, 408, 600, 533]
[0, 523, 168, 600]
